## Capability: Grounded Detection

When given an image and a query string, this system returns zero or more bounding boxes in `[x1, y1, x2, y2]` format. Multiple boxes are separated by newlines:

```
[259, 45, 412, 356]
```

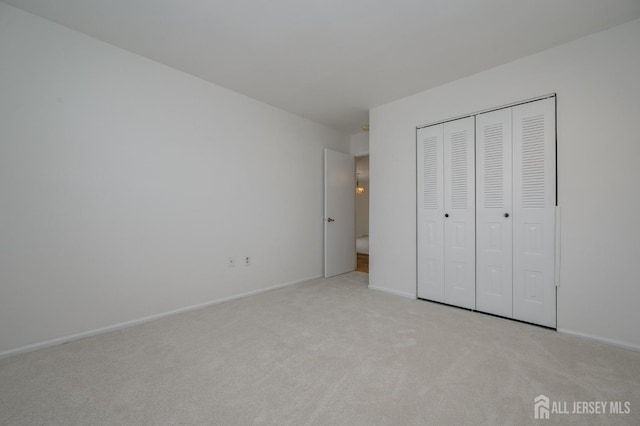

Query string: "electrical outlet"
[227, 256, 236, 267]
[243, 256, 251, 266]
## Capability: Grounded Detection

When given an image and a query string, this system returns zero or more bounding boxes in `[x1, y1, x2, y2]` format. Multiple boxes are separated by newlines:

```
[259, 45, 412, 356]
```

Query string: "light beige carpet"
[1, 272, 639, 425]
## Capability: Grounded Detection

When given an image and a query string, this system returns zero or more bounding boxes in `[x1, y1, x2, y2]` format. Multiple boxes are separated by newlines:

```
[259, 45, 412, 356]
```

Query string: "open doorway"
[355, 155, 369, 273]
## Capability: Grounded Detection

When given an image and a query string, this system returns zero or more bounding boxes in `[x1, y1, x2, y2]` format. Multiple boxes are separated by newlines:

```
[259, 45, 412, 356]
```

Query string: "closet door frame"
[416, 94, 557, 329]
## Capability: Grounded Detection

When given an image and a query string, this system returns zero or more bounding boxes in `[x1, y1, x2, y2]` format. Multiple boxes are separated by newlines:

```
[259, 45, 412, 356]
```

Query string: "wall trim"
[368, 285, 417, 300]
[557, 328, 640, 353]
[0, 275, 322, 360]
[416, 93, 556, 130]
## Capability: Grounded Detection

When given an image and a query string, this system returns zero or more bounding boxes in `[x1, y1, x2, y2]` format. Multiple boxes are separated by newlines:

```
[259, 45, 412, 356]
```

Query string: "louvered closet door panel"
[443, 117, 475, 309]
[417, 124, 445, 302]
[512, 98, 556, 327]
[476, 108, 513, 318]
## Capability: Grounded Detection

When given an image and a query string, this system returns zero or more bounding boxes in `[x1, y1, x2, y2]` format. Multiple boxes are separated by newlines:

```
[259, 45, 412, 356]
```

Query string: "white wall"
[352, 134, 369, 238]
[0, 4, 349, 356]
[355, 156, 370, 237]
[350, 132, 369, 156]
[370, 19, 640, 349]
[355, 181, 369, 237]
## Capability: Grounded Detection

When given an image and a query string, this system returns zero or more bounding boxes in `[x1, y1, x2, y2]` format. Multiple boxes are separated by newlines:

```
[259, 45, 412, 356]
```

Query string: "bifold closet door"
[512, 98, 556, 328]
[417, 125, 444, 302]
[476, 108, 513, 318]
[417, 117, 475, 309]
[442, 117, 475, 309]
[476, 98, 556, 327]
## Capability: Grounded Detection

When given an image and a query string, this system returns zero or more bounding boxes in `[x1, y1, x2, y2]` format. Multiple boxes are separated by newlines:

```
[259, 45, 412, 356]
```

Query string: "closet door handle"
[444, 213, 449, 218]
[504, 213, 509, 218]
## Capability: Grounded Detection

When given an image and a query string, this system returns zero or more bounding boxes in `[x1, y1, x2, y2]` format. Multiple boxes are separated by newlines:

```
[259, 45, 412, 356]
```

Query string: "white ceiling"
[4, 0, 640, 134]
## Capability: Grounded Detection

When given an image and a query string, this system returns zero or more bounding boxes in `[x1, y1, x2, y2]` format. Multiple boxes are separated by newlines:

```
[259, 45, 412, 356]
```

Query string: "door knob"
[327, 217, 335, 222]
[444, 213, 449, 218]
[504, 213, 509, 218]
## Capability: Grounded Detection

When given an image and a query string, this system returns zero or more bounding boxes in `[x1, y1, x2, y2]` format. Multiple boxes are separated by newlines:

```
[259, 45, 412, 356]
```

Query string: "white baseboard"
[368, 285, 417, 300]
[557, 328, 640, 353]
[0, 275, 322, 360]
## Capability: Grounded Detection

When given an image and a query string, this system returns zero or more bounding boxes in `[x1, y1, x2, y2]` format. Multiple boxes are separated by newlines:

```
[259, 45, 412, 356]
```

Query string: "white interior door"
[476, 108, 513, 317]
[512, 98, 556, 327]
[443, 117, 476, 309]
[417, 125, 445, 301]
[324, 149, 355, 278]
